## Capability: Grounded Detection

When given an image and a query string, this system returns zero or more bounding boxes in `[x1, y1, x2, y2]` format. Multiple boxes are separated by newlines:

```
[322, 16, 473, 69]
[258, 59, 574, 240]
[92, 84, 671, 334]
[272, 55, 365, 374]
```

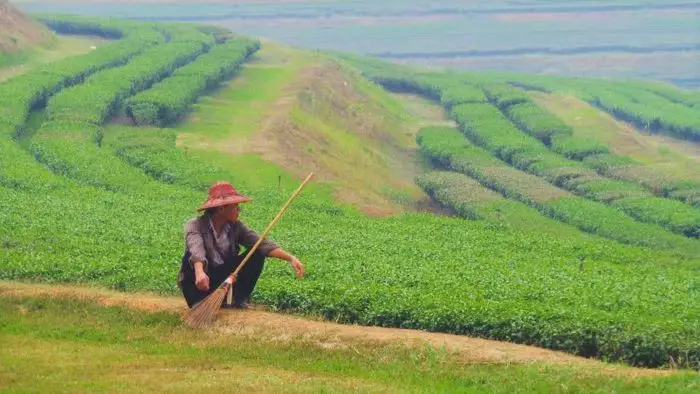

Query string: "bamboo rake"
[183, 172, 314, 328]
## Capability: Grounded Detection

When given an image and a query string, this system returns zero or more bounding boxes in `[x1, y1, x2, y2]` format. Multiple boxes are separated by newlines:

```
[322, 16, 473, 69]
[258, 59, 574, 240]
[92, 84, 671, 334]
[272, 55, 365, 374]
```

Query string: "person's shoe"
[233, 299, 249, 309]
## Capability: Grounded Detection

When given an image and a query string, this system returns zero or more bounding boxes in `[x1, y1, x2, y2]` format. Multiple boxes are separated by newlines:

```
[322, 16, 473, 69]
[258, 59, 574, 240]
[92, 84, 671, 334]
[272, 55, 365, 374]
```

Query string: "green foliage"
[372, 70, 700, 214]
[28, 128, 190, 197]
[449, 102, 700, 239]
[641, 83, 700, 109]
[439, 84, 487, 109]
[0, 19, 165, 138]
[416, 126, 700, 255]
[451, 102, 545, 162]
[482, 83, 530, 108]
[550, 134, 610, 161]
[505, 101, 572, 142]
[565, 177, 650, 202]
[613, 197, 700, 238]
[580, 84, 700, 142]
[504, 101, 609, 160]
[46, 41, 208, 125]
[415, 171, 506, 220]
[661, 180, 700, 207]
[125, 38, 261, 126]
[583, 153, 639, 172]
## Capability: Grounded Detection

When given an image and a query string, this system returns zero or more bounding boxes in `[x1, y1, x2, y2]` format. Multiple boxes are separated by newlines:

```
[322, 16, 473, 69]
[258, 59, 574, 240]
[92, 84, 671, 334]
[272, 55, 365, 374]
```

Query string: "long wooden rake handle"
[223, 172, 314, 295]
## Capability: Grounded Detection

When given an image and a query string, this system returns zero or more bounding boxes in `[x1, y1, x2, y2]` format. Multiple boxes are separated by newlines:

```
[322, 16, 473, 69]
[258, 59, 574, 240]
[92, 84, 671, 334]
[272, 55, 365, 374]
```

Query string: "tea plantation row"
[416, 126, 700, 256]
[125, 38, 260, 127]
[485, 79, 700, 208]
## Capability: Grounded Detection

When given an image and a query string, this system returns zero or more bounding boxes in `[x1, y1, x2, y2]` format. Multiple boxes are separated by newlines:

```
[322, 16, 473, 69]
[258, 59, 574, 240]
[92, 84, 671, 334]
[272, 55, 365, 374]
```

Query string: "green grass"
[2, 294, 699, 393]
[174, 43, 308, 144]
[0, 50, 32, 69]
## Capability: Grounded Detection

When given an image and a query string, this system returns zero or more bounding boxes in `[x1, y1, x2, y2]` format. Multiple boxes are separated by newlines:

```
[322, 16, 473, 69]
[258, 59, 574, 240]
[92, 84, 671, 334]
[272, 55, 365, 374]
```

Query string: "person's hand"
[194, 268, 210, 291]
[288, 256, 305, 279]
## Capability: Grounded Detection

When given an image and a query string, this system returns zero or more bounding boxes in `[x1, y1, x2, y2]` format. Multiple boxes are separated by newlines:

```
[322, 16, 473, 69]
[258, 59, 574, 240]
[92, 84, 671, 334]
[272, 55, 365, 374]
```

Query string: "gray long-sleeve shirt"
[177, 214, 279, 287]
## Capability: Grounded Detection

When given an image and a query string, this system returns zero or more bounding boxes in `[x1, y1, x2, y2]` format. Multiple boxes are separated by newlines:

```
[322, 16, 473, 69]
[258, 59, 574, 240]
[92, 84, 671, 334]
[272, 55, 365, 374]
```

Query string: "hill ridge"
[0, 0, 51, 54]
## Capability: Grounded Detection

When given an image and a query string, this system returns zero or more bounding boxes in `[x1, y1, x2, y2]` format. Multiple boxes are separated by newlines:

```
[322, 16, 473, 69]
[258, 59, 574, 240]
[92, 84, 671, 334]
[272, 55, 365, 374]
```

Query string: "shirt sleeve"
[237, 221, 280, 256]
[184, 218, 208, 268]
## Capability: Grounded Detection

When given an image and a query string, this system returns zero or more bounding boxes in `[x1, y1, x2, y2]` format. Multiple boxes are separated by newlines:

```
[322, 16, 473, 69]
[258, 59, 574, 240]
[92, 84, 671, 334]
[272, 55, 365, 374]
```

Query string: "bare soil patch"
[0, 0, 52, 53]
[0, 280, 677, 377]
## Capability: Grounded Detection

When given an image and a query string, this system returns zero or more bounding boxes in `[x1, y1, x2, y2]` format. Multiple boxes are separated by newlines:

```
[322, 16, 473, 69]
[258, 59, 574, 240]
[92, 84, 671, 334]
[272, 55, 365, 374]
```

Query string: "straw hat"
[197, 181, 252, 211]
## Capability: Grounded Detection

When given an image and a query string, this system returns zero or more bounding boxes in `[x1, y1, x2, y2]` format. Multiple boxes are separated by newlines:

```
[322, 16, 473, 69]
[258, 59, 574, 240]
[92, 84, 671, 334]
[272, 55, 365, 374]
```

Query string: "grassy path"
[2, 281, 698, 393]
[171, 41, 432, 215]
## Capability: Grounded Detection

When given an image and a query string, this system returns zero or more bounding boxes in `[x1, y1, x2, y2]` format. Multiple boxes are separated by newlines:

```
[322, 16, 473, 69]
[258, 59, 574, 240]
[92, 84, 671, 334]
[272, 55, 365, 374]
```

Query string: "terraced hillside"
[1, 13, 699, 386]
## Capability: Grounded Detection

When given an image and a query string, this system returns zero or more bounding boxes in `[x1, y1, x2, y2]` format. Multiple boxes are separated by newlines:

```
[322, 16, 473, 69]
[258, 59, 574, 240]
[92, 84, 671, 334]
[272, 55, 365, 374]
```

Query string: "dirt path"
[0, 280, 678, 378]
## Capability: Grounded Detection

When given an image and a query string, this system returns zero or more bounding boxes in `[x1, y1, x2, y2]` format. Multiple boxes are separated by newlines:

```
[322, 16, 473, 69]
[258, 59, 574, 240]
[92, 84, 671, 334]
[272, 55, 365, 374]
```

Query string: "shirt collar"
[208, 217, 230, 237]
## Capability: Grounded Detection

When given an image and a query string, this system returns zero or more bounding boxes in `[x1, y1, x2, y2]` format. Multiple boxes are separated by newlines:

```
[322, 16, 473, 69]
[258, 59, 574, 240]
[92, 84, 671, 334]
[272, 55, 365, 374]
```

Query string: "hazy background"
[16, 0, 700, 88]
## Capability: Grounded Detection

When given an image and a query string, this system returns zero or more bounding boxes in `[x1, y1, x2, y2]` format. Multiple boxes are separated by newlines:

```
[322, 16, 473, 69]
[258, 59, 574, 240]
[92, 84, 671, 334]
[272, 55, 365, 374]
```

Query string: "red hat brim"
[197, 194, 252, 211]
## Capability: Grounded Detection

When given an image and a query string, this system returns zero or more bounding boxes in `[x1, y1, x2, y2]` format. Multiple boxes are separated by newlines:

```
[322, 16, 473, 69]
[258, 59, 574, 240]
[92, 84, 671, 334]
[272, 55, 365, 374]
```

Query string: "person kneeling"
[177, 181, 304, 309]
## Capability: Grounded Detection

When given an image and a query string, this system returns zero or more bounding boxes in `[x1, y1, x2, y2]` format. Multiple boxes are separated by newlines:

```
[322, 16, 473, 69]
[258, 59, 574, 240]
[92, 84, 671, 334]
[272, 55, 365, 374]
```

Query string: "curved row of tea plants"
[415, 170, 620, 240]
[0, 21, 165, 138]
[25, 20, 243, 193]
[39, 18, 221, 127]
[640, 82, 700, 109]
[416, 126, 700, 255]
[500, 98, 609, 161]
[587, 85, 700, 142]
[125, 38, 261, 127]
[483, 82, 700, 208]
[449, 102, 700, 238]
[494, 72, 700, 143]
[587, 156, 700, 206]
[28, 120, 197, 198]
[45, 41, 209, 126]
[495, 76, 700, 208]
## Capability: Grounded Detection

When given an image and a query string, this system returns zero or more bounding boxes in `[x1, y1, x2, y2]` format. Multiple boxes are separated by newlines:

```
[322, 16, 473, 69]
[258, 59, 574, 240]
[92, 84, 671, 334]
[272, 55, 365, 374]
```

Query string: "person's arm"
[184, 219, 210, 291]
[268, 247, 304, 278]
[238, 222, 304, 278]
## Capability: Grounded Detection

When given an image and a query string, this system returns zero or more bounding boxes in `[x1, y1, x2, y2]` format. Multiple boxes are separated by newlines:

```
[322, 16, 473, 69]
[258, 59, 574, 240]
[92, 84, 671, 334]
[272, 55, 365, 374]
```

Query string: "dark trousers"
[180, 250, 266, 308]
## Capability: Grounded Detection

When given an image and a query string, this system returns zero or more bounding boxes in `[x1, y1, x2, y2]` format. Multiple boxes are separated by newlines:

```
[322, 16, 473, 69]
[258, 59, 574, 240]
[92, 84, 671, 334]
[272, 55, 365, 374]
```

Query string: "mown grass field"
[1, 12, 699, 389]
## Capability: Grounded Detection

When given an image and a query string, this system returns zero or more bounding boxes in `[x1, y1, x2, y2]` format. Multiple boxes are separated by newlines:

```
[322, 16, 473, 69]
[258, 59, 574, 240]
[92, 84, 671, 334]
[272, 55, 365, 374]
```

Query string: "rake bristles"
[183, 278, 233, 328]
